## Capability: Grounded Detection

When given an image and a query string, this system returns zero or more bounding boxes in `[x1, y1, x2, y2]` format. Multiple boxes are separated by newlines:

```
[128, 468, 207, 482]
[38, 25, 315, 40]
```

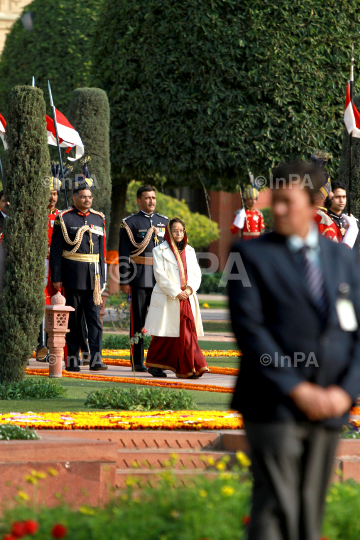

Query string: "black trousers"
[244, 420, 340, 540]
[130, 286, 153, 366]
[65, 288, 102, 369]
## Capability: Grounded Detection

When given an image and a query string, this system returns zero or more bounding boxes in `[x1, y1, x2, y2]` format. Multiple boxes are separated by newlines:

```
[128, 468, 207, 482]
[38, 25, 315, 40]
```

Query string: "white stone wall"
[0, 0, 32, 55]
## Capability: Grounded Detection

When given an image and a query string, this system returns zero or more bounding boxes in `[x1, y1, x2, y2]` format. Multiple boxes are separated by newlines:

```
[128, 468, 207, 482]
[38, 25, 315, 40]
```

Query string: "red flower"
[140, 327, 147, 334]
[11, 523, 27, 538]
[24, 521, 39, 535]
[242, 515, 251, 526]
[3, 535, 17, 540]
[51, 524, 67, 539]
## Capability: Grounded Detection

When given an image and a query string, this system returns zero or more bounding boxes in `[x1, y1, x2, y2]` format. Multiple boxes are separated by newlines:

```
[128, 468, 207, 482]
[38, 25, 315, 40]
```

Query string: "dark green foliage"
[67, 89, 112, 224]
[338, 94, 360, 218]
[93, 0, 360, 189]
[261, 207, 274, 231]
[102, 334, 152, 349]
[198, 273, 223, 294]
[0, 0, 102, 117]
[84, 386, 196, 411]
[0, 86, 50, 382]
[0, 378, 65, 400]
[0, 424, 39, 440]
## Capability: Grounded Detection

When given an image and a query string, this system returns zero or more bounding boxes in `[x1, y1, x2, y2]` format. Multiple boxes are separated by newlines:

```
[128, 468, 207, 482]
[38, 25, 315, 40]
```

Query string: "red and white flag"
[0, 113, 8, 149]
[344, 81, 360, 138]
[46, 109, 84, 161]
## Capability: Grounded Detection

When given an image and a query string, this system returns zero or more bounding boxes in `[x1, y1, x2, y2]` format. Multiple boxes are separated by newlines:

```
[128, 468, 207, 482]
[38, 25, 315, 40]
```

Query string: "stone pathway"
[28, 358, 237, 389]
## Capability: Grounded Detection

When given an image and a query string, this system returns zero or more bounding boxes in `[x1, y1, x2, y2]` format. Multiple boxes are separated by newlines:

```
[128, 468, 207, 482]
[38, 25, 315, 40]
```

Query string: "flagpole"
[349, 43, 354, 216]
[47, 80, 69, 210]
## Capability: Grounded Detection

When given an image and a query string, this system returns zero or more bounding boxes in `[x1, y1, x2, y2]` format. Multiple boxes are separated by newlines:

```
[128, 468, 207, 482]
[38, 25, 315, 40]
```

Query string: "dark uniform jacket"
[119, 211, 168, 288]
[50, 206, 106, 290]
[229, 232, 360, 430]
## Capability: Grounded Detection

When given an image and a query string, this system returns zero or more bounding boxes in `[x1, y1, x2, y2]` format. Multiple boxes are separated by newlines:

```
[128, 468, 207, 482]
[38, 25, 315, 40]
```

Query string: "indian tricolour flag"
[46, 109, 84, 161]
[344, 81, 360, 138]
[0, 113, 8, 149]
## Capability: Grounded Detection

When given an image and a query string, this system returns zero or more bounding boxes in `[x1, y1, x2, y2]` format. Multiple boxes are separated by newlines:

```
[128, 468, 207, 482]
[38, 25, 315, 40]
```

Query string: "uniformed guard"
[327, 181, 360, 257]
[37, 164, 70, 362]
[50, 158, 108, 372]
[230, 186, 265, 240]
[119, 185, 168, 372]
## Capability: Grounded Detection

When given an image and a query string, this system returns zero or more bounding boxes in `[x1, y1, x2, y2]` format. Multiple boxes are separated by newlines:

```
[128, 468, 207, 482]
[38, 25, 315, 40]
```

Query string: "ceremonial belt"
[130, 256, 153, 266]
[62, 251, 99, 263]
[243, 232, 261, 236]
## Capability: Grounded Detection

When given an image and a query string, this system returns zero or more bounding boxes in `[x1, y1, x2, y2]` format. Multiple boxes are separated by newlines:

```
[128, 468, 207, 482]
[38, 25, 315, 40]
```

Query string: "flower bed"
[0, 410, 243, 430]
[102, 349, 241, 358]
[25, 368, 234, 394]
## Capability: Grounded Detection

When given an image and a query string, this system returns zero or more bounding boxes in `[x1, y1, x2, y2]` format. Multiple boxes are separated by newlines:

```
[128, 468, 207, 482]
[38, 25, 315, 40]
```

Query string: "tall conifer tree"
[0, 86, 50, 382]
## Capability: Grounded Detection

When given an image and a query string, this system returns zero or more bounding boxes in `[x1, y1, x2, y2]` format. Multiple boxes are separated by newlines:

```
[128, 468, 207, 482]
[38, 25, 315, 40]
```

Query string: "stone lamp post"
[45, 292, 75, 378]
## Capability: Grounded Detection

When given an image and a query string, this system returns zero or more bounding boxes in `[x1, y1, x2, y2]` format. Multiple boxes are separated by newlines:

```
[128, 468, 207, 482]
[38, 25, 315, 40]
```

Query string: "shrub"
[84, 387, 196, 411]
[0, 86, 50, 382]
[198, 273, 223, 294]
[67, 89, 112, 224]
[103, 334, 152, 350]
[0, 424, 39, 441]
[0, 379, 65, 400]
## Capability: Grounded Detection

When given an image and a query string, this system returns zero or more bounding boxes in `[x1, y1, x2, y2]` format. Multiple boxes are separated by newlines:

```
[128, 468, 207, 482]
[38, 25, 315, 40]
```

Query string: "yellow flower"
[33, 471, 47, 479]
[125, 478, 135, 487]
[17, 491, 30, 501]
[221, 486, 235, 497]
[219, 472, 233, 480]
[207, 456, 215, 466]
[216, 461, 226, 471]
[79, 505, 96, 515]
[121, 494, 128, 501]
[25, 475, 38, 485]
[236, 451, 251, 469]
[199, 489, 207, 498]
[202, 303, 210, 309]
[131, 461, 139, 468]
[48, 468, 58, 476]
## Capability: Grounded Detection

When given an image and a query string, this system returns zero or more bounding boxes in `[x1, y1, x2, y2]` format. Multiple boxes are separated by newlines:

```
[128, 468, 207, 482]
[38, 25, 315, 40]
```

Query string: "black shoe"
[66, 366, 81, 372]
[148, 367, 167, 378]
[90, 363, 109, 371]
[133, 364, 148, 372]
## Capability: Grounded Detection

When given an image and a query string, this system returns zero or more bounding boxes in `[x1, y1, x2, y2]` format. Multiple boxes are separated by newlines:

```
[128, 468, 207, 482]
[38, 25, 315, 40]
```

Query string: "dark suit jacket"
[228, 232, 360, 429]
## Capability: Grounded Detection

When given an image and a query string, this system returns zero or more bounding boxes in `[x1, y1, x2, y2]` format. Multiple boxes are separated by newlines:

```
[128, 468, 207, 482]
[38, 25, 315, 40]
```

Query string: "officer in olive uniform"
[119, 185, 168, 373]
[50, 161, 108, 372]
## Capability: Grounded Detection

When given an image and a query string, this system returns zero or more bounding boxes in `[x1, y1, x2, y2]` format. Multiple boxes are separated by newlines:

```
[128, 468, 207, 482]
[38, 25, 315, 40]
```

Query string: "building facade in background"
[0, 0, 30, 54]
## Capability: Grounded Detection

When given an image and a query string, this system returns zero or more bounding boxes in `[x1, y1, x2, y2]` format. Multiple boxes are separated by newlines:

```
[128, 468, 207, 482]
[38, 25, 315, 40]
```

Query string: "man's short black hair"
[272, 160, 325, 204]
[137, 185, 156, 199]
[332, 181, 347, 193]
[0, 190, 4, 199]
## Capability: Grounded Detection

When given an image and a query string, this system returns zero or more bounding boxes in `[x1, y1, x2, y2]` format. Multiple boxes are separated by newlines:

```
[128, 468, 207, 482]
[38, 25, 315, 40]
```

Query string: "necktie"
[298, 246, 328, 317]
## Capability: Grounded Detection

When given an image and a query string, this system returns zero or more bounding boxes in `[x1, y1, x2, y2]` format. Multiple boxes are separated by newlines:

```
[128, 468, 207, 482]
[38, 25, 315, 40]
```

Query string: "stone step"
[43, 430, 223, 450]
[115, 468, 238, 490]
[116, 449, 233, 469]
[337, 455, 360, 482]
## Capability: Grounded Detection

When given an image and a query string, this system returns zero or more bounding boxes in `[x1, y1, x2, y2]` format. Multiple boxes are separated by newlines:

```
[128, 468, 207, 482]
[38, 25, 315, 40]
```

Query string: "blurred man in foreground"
[229, 161, 360, 540]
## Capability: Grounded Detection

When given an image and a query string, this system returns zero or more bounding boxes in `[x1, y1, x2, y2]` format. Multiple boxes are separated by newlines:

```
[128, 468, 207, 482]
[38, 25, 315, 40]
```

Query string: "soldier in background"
[50, 161, 107, 372]
[119, 185, 168, 373]
[230, 187, 265, 240]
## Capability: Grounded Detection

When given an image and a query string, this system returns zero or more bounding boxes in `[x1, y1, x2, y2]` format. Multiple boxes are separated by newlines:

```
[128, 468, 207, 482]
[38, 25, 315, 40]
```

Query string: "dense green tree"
[0, 0, 102, 117]
[67, 88, 112, 224]
[0, 86, 50, 383]
[93, 0, 360, 191]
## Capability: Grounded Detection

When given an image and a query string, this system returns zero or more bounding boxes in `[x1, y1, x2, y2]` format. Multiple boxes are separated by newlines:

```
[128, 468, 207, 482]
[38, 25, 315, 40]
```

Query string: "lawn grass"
[202, 322, 232, 333]
[199, 300, 228, 309]
[0, 376, 233, 413]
